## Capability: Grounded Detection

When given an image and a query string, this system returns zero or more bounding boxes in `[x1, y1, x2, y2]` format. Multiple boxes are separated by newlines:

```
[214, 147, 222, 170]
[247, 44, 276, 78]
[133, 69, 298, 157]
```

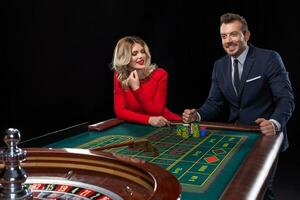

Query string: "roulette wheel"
[0, 128, 181, 200]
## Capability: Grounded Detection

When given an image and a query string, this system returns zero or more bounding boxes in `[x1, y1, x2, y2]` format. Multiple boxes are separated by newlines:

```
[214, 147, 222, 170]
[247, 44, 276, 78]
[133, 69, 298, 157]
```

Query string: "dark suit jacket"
[198, 44, 295, 151]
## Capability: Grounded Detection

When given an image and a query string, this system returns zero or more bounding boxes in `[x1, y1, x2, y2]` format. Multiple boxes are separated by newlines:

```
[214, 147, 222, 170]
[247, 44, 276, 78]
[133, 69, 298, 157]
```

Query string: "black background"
[2, 1, 299, 198]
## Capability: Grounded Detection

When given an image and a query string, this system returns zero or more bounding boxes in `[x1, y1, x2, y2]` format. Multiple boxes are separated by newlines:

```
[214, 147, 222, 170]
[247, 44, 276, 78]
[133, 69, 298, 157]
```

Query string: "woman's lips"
[137, 60, 144, 65]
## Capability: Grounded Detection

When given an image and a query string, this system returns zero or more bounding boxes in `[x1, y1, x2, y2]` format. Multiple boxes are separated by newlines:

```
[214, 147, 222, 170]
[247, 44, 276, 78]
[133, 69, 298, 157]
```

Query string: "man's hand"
[148, 116, 170, 127]
[182, 108, 198, 123]
[255, 118, 276, 136]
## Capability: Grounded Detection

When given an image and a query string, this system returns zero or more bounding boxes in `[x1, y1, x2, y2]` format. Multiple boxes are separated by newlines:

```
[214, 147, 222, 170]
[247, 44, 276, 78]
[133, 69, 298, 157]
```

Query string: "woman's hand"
[148, 116, 170, 127]
[127, 70, 140, 91]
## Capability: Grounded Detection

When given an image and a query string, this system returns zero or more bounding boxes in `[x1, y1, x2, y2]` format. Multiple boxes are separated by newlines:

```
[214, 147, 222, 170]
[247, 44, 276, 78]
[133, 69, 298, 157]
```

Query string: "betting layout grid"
[77, 125, 246, 193]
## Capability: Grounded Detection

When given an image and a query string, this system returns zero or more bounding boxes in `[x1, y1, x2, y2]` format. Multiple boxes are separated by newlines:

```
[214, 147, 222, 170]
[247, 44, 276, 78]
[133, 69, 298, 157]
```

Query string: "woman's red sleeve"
[133, 69, 167, 115]
[113, 74, 150, 124]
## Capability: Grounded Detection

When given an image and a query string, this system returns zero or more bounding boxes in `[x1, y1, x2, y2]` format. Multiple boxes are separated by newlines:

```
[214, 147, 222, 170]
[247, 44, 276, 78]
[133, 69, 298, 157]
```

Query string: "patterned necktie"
[233, 59, 240, 94]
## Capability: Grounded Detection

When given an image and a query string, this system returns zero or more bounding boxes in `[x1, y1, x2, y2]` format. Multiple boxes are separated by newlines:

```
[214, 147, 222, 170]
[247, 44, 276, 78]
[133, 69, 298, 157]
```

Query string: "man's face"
[220, 20, 250, 57]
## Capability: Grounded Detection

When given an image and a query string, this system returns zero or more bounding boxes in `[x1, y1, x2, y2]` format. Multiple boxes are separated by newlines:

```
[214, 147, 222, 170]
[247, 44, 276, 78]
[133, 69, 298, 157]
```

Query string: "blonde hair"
[112, 36, 157, 89]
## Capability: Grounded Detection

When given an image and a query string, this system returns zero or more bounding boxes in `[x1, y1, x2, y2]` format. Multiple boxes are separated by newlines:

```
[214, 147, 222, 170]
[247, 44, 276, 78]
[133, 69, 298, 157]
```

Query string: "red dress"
[114, 68, 181, 124]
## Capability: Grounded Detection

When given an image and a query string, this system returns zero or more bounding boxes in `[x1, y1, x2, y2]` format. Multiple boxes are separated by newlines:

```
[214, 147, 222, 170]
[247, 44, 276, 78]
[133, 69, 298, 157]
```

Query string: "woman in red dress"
[112, 36, 181, 127]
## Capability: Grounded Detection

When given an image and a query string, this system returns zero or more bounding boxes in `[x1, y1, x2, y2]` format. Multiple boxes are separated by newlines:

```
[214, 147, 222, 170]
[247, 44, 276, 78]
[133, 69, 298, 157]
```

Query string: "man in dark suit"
[182, 13, 295, 200]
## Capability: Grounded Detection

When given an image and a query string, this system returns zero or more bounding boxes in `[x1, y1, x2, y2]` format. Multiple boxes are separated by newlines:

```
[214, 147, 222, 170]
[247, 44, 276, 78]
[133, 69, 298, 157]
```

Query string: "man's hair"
[220, 13, 248, 32]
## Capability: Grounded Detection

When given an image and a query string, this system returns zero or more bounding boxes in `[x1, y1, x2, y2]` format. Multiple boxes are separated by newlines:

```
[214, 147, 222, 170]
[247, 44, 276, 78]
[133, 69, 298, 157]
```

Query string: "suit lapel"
[239, 46, 255, 96]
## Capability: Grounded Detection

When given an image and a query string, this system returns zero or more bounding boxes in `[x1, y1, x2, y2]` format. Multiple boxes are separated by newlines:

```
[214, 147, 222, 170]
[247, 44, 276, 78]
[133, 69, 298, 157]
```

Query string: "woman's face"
[128, 43, 147, 70]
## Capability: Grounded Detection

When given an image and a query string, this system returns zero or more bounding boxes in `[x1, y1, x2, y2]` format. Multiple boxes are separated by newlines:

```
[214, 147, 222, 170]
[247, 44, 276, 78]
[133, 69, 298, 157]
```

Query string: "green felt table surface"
[46, 122, 260, 200]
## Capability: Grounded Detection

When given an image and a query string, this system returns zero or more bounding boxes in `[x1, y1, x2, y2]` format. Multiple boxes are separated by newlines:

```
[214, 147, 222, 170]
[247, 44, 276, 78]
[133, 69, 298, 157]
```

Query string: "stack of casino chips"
[176, 124, 190, 138]
[200, 127, 207, 137]
[175, 123, 207, 138]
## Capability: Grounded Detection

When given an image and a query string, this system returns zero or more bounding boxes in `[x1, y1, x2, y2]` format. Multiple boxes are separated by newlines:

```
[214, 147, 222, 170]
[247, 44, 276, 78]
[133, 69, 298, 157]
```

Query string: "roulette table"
[14, 118, 283, 200]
